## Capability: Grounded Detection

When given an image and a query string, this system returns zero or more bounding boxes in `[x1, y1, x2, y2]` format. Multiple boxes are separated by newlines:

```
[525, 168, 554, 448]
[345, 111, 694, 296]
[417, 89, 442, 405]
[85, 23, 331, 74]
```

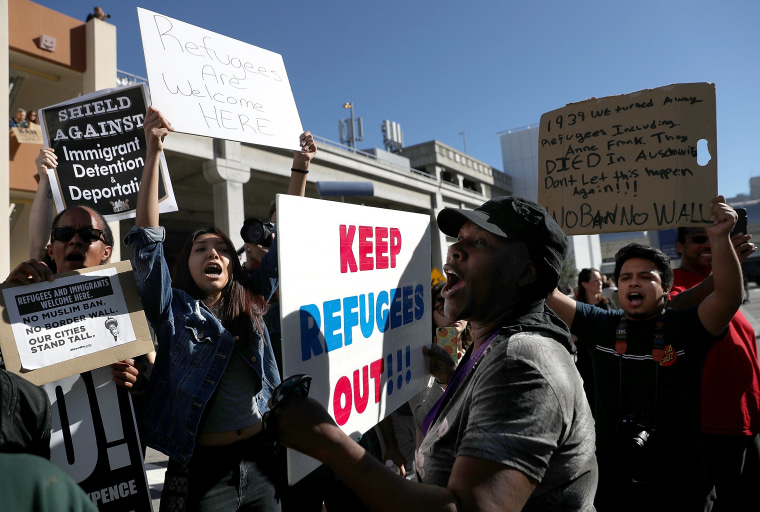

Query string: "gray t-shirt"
[416, 330, 598, 511]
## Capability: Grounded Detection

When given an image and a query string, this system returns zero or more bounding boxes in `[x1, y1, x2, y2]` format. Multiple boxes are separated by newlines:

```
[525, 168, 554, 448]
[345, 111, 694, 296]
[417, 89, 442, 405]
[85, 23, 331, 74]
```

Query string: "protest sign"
[137, 8, 303, 151]
[39, 83, 177, 221]
[44, 367, 151, 512]
[538, 83, 717, 235]
[0, 261, 154, 385]
[277, 195, 431, 484]
[11, 123, 44, 144]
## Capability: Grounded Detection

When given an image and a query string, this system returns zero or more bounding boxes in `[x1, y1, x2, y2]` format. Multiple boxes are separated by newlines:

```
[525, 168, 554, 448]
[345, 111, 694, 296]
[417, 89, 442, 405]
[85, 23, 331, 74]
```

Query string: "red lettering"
[358, 226, 374, 271]
[390, 228, 402, 268]
[340, 225, 400, 273]
[375, 227, 389, 269]
[333, 376, 352, 425]
[353, 366, 369, 413]
[370, 357, 384, 403]
[332, 358, 385, 426]
[340, 225, 357, 273]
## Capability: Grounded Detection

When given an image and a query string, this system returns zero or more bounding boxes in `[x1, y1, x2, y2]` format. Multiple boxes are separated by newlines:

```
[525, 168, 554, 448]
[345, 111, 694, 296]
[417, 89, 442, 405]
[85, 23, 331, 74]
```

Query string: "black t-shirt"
[572, 303, 722, 477]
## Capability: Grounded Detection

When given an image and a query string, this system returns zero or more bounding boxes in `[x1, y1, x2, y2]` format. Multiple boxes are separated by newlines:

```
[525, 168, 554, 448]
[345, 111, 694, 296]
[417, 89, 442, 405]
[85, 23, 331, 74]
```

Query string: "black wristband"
[291, 167, 309, 174]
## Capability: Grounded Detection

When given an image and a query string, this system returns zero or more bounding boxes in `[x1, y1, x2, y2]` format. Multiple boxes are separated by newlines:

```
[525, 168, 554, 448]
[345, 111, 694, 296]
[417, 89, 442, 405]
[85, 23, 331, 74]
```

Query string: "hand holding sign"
[35, 147, 57, 178]
[143, 106, 174, 153]
[5, 258, 55, 286]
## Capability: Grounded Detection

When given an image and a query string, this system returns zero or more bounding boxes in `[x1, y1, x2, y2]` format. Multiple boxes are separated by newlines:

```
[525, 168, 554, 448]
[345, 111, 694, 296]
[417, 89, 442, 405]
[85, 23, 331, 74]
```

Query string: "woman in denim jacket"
[126, 107, 315, 511]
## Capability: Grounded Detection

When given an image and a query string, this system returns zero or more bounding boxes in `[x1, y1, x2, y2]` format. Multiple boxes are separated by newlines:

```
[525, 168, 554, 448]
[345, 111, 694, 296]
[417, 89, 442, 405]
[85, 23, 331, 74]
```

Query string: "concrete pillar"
[457, 174, 464, 189]
[84, 17, 120, 260]
[202, 140, 250, 250]
[430, 191, 448, 273]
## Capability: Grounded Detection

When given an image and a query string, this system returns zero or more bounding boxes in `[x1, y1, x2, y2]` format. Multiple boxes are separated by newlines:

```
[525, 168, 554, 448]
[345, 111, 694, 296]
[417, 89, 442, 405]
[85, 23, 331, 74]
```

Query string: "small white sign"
[137, 8, 303, 151]
[277, 195, 432, 484]
[3, 268, 136, 370]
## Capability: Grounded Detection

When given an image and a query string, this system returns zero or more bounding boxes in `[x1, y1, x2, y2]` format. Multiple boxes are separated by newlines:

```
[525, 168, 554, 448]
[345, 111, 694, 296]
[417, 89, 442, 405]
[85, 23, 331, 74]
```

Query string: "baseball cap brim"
[437, 208, 509, 239]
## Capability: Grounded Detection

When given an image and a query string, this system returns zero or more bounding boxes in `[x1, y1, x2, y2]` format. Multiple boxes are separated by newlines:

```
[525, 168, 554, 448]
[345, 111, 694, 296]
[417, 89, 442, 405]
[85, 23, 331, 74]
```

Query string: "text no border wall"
[538, 83, 717, 235]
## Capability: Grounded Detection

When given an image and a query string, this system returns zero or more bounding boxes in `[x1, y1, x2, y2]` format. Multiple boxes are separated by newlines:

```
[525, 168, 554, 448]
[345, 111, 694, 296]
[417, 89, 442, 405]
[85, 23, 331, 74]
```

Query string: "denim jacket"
[125, 226, 281, 465]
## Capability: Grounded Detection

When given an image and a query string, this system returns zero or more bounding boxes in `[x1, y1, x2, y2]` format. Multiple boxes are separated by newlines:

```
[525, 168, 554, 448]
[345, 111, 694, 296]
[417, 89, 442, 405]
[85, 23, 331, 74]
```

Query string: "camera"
[617, 413, 656, 481]
[618, 413, 654, 451]
[240, 218, 275, 247]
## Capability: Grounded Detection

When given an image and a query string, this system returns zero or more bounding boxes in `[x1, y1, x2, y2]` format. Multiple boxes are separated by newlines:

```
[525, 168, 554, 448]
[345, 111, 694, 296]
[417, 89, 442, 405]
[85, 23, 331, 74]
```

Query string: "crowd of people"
[8, 107, 39, 129]
[0, 104, 759, 512]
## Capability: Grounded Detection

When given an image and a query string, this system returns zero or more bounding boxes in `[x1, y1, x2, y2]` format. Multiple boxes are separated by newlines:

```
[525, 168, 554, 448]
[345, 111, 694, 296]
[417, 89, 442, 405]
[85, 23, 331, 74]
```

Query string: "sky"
[35, 0, 760, 199]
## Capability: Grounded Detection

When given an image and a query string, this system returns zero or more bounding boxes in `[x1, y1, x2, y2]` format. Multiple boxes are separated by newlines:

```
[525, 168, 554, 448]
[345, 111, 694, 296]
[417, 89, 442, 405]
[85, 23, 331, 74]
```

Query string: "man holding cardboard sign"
[547, 196, 742, 511]
[267, 196, 598, 511]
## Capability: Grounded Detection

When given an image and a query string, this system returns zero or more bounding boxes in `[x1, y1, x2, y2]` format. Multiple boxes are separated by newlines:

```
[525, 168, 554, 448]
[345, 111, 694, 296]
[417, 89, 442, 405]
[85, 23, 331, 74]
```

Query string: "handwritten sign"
[0, 261, 155, 385]
[277, 195, 431, 484]
[11, 124, 44, 144]
[44, 368, 151, 512]
[39, 83, 177, 221]
[538, 83, 717, 234]
[137, 8, 303, 151]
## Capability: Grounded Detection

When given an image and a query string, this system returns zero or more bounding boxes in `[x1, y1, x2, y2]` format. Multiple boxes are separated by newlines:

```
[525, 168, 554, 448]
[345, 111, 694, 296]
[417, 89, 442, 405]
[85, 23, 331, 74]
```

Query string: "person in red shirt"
[670, 226, 760, 510]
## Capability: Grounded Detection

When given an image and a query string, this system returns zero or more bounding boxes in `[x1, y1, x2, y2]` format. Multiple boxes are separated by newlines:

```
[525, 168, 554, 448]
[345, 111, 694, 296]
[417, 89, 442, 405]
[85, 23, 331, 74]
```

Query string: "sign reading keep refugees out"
[277, 195, 431, 484]
[39, 83, 177, 221]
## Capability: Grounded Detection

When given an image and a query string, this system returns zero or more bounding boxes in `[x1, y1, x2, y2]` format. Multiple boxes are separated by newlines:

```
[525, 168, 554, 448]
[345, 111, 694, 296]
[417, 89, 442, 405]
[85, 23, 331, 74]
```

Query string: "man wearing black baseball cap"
[269, 196, 598, 511]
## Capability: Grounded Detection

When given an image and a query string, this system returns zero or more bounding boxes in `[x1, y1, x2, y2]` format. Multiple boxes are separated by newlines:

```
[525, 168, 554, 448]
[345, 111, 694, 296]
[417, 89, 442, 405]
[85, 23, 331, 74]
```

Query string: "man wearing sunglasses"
[6, 206, 112, 282]
[670, 226, 760, 510]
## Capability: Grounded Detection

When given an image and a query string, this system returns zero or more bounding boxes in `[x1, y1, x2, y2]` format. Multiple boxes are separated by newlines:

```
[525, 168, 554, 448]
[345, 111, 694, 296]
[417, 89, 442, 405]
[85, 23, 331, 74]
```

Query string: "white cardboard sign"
[2, 267, 136, 370]
[137, 8, 303, 151]
[277, 195, 432, 484]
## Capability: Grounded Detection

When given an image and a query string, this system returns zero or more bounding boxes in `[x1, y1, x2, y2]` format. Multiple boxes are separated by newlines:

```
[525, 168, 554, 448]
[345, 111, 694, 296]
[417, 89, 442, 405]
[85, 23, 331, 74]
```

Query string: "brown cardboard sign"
[0, 261, 153, 385]
[11, 124, 44, 144]
[538, 83, 717, 235]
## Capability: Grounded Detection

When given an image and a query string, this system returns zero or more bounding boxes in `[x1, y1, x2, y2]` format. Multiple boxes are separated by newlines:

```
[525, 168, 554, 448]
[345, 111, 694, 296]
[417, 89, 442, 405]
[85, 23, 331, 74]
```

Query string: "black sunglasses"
[51, 227, 105, 244]
[686, 235, 709, 245]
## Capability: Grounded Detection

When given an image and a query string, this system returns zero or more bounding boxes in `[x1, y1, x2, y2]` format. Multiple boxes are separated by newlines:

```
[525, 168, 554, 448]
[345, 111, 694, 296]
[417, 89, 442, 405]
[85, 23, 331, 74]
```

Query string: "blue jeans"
[184, 434, 281, 512]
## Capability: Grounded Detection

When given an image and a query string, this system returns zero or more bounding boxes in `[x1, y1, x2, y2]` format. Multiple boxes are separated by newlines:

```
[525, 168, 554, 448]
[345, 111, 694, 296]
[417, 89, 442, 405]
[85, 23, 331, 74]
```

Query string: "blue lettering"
[299, 305, 323, 361]
[402, 285, 414, 325]
[390, 288, 402, 329]
[376, 291, 390, 333]
[323, 299, 342, 351]
[343, 295, 359, 346]
[298, 285, 425, 359]
[414, 284, 424, 320]
[359, 293, 374, 338]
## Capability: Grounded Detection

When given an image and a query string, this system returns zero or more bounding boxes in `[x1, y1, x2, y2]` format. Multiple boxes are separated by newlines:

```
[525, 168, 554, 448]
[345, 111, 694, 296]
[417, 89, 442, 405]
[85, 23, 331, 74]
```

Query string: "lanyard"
[422, 329, 500, 436]
[614, 313, 665, 421]
[615, 313, 666, 362]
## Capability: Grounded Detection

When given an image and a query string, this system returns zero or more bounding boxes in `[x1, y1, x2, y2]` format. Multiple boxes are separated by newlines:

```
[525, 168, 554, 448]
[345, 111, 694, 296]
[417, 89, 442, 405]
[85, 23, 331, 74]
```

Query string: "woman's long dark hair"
[576, 267, 609, 306]
[172, 226, 268, 339]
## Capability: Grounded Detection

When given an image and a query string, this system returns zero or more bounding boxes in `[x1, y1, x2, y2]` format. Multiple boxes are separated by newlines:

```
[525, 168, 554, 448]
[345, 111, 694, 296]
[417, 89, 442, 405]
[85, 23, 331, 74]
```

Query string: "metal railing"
[116, 70, 147, 86]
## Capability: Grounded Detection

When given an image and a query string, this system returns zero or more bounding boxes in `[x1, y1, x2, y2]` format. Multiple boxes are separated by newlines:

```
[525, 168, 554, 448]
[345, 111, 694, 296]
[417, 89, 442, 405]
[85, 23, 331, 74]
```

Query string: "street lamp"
[344, 102, 355, 150]
[339, 102, 363, 151]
